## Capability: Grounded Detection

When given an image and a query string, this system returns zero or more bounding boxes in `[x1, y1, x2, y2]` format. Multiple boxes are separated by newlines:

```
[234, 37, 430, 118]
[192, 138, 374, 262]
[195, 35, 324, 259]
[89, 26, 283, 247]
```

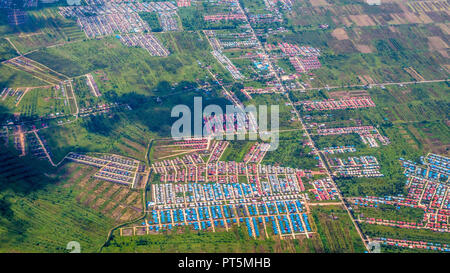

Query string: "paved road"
[236, 1, 370, 251]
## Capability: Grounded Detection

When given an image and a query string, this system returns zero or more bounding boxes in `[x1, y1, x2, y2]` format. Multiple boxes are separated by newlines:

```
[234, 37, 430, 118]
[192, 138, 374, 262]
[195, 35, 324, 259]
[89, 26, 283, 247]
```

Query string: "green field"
[220, 140, 256, 162]
[0, 38, 18, 62]
[0, 148, 115, 253]
[354, 204, 425, 223]
[262, 131, 319, 170]
[311, 205, 366, 253]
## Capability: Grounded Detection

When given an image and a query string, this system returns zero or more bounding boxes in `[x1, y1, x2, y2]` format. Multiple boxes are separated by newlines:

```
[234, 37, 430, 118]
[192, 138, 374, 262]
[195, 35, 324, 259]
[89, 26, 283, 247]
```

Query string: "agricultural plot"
[0, 149, 116, 252]
[269, 2, 450, 87]
[16, 85, 71, 119]
[3, 56, 68, 85]
[311, 205, 366, 253]
[366, 82, 449, 154]
[31, 105, 154, 165]
[72, 75, 105, 110]
[61, 162, 144, 224]
[0, 84, 76, 124]
[262, 136, 319, 170]
[0, 63, 46, 90]
[6, 8, 86, 54]
[27, 32, 230, 94]
[26, 132, 47, 161]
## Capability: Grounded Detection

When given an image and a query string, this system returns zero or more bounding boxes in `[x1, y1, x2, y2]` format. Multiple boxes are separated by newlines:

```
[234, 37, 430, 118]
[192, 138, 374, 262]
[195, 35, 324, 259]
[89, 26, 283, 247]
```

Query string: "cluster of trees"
[140, 13, 162, 32]
[178, 8, 244, 31]
[263, 140, 318, 170]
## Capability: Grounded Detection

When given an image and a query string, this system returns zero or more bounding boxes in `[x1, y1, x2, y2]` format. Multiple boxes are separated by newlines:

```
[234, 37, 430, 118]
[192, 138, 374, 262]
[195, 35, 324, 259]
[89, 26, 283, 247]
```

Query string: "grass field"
[220, 140, 256, 162]
[0, 38, 18, 62]
[38, 112, 154, 163]
[26, 32, 232, 95]
[262, 132, 319, 170]
[0, 64, 46, 89]
[353, 204, 425, 223]
[311, 205, 366, 253]
[2, 8, 85, 54]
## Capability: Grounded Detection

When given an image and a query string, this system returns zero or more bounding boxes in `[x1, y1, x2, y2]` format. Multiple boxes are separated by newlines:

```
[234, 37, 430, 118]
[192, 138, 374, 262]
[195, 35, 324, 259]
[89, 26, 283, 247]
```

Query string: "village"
[121, 138, 318, 239]
[350, 153, 449, 233]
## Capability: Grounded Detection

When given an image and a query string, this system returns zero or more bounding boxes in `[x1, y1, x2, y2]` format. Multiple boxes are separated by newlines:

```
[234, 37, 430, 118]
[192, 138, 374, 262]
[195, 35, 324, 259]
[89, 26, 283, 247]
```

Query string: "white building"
[40, 0, 59, 3]
[366, 0, 381, 5]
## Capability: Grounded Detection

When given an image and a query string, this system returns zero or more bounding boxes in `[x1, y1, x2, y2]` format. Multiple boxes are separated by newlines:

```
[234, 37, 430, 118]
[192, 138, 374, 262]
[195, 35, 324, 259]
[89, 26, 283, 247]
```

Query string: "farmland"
[0, 148, 115, 253]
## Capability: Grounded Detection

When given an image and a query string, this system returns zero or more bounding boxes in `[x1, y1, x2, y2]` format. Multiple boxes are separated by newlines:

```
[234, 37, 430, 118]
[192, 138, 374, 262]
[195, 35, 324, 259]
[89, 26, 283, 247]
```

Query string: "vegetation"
[310, 205, 366, 253]
[360, 223, 450, 245]
[354, 204, 425, 223]
[0, 148, 115, 253]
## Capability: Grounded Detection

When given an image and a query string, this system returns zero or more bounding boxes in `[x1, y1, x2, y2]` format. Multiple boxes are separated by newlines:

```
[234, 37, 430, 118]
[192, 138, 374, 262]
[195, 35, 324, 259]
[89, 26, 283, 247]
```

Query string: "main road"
[235, 0, 371, 251]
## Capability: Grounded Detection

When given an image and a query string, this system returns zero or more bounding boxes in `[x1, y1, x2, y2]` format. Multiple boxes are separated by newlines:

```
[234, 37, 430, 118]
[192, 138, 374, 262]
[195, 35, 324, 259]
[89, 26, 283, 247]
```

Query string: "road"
[205, 67, 258, 131]
[5, 37, 21, 56]
[33, 130, 57, 167]
[235, 0, 370, 251]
